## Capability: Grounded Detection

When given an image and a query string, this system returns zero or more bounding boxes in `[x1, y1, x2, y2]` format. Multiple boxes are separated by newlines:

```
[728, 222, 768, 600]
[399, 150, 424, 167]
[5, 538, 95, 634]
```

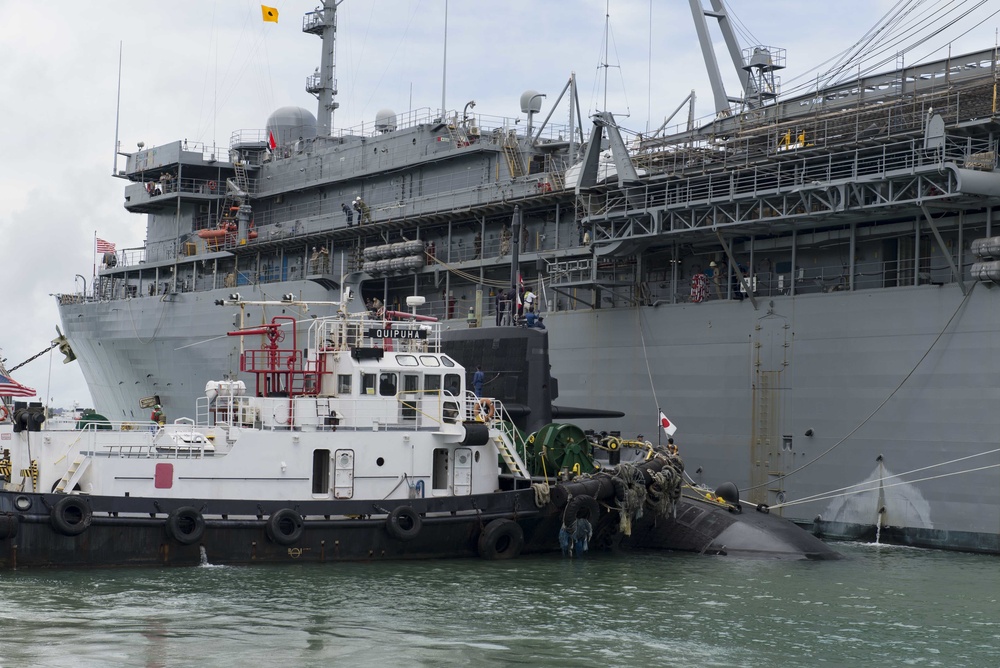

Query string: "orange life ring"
[474, 398, 495, 421]
[0, 405, 7, 422]
[208, 180, 217, 192]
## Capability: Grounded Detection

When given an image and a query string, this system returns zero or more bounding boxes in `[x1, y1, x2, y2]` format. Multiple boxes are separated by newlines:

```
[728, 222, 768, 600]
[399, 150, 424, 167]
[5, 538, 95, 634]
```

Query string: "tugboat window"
[396, 354, 418, 366]
[419, 355, 440, 367]
[337, 374, 352, 395]
[379, 372, 398, 396]
[362, 373, 376, 395]
[441, 356, 456, 367]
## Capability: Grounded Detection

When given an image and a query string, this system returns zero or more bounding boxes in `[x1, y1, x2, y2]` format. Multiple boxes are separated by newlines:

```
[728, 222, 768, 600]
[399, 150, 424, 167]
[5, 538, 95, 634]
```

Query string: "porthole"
[376, 457, 385, 467]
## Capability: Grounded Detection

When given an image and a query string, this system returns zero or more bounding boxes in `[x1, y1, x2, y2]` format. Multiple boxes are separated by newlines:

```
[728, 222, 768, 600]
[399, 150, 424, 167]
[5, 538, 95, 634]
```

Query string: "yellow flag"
[261, 5, 278, 23]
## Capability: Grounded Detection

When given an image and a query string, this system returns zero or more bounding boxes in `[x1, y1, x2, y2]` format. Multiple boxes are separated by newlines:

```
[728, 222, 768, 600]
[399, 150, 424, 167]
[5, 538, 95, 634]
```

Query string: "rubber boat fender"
[460, 421, 490, 446]
[386, 505, 422, 541]
[165, 506, 206, 545]
[563, 494, 600, 524]
[266, 508, 305, 545]
[477, 518, 524, 560]
[50, 496, 92, 536]
[0, 513, 18, 540]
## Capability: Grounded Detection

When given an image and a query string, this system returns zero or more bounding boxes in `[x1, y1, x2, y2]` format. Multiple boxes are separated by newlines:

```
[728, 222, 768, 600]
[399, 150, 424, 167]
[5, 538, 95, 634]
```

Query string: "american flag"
[0, 374, 36, 397]
[96, 238, 116, 253]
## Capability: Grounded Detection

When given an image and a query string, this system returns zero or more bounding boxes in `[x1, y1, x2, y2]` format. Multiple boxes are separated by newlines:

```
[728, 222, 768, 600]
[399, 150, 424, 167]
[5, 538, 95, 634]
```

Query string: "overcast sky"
[1, 0, 997, 409]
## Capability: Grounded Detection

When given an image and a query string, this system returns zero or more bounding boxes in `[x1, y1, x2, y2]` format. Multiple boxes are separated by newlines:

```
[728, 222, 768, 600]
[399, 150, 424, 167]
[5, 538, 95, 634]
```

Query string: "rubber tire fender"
[0, 513, 18, 540]
[477, 518, 524, 560]
[563, 494, 601, 525]
[386, 505, 422, 541]
[165, 506, 206, 545]
[266, 508, 304, 545]
[50, 496, 92, 537]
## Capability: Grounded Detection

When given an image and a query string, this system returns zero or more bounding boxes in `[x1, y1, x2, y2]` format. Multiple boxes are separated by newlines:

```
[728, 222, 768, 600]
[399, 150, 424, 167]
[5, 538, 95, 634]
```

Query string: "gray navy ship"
[56, 1, 1000, 554]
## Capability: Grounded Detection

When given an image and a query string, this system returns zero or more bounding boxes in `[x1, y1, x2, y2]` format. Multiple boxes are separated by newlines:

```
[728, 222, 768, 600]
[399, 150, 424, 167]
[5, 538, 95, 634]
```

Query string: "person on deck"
[473, 366, 484, 397]
[341, 202, 354, 226]
[151, 405, 165, 426]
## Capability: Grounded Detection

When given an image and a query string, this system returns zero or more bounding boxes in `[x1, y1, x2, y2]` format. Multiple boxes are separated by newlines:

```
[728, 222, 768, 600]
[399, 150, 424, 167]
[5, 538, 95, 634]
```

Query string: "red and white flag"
[0, 373, 36, 398]
[659, 411, 677, 437]
[96, 238, 116, 254]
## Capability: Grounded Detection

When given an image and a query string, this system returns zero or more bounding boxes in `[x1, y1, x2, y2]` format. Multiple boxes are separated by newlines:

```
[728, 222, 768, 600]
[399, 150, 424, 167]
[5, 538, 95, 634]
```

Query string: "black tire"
[386, 505, 422, 541]
[563, 494, 601, 525]
[478, 518, 524, 560]
[50, 496, 92, 536]
[266, 508, 304, 545]
[165, 506, 205, 545]
[0, 513, 18, 540]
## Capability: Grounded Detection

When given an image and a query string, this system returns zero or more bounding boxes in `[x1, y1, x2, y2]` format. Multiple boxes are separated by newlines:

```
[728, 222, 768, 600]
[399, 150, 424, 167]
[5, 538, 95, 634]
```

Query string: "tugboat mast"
[304, 0, 342, 136]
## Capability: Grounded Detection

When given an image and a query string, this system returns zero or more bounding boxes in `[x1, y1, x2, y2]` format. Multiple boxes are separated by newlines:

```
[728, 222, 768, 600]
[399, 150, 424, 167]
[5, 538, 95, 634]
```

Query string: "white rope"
[771, 462, 1000, 510]
[774, 446, 1000, 507]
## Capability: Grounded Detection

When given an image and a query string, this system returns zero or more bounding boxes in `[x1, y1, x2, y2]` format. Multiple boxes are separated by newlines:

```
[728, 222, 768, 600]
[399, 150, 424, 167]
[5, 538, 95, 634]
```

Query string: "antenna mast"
[304, 1, 342, 136]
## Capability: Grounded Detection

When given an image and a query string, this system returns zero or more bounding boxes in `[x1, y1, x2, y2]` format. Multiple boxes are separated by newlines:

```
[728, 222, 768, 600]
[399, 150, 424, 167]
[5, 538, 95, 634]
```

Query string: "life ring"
[50, 496, 92, 536]
[477, 518, 524, 560]
[165, 506, 205, 545]
[208, 180, 217, 192]
[563, 494, 600, 525]
[386, 505, 422, 541]
[474, 398, 496, 421]
[0, 405, 7, 422]
[266, 508, 304, 545]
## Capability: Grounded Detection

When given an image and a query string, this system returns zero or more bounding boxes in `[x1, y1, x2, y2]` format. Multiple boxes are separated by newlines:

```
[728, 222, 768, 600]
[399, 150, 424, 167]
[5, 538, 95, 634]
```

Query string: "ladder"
[493, 427, 530, 479]
[55, 455, 91, 493]
[502, 133, 525, 178]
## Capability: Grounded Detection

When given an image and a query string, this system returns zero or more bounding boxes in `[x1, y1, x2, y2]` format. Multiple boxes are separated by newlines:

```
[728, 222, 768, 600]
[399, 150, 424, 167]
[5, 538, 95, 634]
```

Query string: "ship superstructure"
[56, 1, 1000, 553]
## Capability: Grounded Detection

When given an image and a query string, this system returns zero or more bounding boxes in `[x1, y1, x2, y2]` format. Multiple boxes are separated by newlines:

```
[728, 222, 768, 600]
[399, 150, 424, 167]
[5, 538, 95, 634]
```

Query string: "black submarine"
[442, 325, 842, 560]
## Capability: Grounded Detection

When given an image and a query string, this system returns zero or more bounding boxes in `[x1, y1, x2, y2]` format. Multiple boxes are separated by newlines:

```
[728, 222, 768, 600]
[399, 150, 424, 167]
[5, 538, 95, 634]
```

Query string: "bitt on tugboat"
[0, 296, 839, 568]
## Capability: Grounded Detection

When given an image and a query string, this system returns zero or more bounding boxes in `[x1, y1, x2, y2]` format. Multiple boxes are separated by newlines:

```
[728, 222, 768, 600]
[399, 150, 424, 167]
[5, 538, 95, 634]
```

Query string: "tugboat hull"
[0, 488, 839, 569]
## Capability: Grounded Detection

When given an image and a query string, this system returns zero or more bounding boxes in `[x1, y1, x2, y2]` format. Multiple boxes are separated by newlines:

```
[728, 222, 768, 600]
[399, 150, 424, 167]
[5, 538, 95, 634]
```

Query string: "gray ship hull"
[545, 283, 1000, 553]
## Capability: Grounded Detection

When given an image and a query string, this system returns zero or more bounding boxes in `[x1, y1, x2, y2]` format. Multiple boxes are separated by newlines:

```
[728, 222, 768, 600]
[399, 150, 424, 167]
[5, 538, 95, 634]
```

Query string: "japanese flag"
[659, 412, 677, 437]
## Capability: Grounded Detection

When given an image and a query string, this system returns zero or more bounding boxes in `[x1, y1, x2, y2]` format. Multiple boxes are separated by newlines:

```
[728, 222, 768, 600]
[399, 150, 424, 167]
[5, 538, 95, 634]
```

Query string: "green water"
[0, 543, 996, 667]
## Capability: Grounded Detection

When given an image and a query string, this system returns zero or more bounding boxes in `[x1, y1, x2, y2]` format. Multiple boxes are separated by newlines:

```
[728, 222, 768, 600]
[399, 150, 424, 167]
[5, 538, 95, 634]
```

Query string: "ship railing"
[582, 133, 996, 225]
[310, 316, 442, 354]
[75, 420, 215, 459]
[636, 77, 996, 179]
[616, 252, 977, 307]
[194, 390, 469, 432]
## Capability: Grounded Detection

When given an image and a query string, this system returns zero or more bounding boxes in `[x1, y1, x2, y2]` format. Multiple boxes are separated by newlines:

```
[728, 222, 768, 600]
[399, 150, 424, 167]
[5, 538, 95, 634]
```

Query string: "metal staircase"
[502, 132, 525, 178]
[493, 430, 531, 479]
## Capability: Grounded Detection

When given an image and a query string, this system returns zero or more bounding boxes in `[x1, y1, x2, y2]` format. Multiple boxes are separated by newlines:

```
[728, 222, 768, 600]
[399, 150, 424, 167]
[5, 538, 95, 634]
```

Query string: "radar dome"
[375, 109, 398, 133]
[520, 90, 544, 114]
[265, 106, 317, 148]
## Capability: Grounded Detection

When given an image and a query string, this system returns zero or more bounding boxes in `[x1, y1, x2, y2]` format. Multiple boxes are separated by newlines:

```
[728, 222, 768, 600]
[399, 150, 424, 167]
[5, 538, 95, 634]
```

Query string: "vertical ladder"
[55, 455, 91, 493]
